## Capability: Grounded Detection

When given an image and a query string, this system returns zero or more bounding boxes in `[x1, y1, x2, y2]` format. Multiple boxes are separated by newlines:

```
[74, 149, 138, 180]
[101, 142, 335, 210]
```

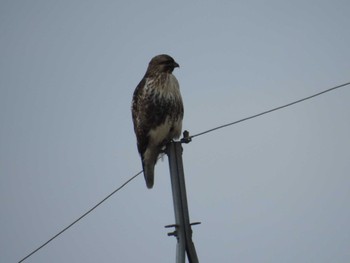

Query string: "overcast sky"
[1, 1, 350, 262]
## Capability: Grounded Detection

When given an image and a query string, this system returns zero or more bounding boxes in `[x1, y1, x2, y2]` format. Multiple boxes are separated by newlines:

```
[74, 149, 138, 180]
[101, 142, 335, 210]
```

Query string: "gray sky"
[1, 1, 350, 262]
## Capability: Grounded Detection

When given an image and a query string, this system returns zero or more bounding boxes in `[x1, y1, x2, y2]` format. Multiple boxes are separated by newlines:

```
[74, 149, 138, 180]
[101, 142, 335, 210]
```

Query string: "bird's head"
[146, 54, 179, 75]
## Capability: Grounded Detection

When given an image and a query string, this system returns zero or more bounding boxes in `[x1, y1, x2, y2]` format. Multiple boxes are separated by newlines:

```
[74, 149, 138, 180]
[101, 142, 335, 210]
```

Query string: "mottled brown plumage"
[132, 54, 183, 189]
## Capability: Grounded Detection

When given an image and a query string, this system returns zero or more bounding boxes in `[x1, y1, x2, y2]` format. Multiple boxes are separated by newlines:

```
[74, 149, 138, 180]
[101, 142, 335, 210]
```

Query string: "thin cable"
[18, 171, 142, 263]
[190, 81, 350, 139]
[18, 81, 350, 262]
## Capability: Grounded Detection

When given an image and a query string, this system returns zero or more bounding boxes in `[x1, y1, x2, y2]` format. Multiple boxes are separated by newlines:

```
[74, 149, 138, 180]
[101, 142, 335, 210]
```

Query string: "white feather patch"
[148, 116, 173, 146]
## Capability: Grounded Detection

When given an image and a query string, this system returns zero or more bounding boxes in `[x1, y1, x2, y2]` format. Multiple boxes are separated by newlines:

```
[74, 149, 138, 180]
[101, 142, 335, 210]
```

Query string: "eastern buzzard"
[132, 54, 184, 189]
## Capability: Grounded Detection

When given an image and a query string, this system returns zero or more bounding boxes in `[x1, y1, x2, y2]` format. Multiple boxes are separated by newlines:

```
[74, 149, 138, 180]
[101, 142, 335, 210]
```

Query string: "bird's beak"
[173, 61, 180, 68]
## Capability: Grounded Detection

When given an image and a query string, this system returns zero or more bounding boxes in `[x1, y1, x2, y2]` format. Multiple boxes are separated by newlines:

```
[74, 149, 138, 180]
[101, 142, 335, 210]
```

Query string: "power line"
[18, 80, 350, 262]
[18, 171, 141, 263]
[190, 81, 350, 139]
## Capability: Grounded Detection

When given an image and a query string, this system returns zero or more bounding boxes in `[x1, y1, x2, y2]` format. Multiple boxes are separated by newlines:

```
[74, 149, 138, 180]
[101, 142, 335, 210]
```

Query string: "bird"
[131, 54, 184, 189]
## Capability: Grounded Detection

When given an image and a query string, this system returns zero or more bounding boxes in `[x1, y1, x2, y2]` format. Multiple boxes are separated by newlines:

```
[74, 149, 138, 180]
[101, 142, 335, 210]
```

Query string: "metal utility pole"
[165, 139, 200, 263]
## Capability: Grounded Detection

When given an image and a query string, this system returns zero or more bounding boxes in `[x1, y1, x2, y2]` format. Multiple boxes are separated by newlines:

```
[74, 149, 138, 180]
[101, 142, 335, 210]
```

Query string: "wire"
[190, 81, 350, 139]
[18, 81, 350, 262]
[18, 171, 142, 263]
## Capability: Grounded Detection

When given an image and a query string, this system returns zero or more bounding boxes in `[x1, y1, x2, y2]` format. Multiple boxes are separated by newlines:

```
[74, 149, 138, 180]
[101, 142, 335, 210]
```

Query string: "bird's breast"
[144, 74, 183, 145]
[146, 74, 181, 102]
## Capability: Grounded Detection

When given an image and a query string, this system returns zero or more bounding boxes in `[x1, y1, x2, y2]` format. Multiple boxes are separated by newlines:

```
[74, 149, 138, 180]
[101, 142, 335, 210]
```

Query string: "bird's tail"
[142, 149, 159, 189]
[142, 161, 155, 189]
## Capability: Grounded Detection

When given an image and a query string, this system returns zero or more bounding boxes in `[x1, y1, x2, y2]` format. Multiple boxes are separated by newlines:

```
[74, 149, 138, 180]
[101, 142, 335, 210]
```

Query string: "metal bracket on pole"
[166, 137, 200, 263]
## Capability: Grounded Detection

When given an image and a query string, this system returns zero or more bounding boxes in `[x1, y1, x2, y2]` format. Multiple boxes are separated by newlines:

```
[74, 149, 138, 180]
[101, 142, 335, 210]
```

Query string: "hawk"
[132, 54, 184, 189]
